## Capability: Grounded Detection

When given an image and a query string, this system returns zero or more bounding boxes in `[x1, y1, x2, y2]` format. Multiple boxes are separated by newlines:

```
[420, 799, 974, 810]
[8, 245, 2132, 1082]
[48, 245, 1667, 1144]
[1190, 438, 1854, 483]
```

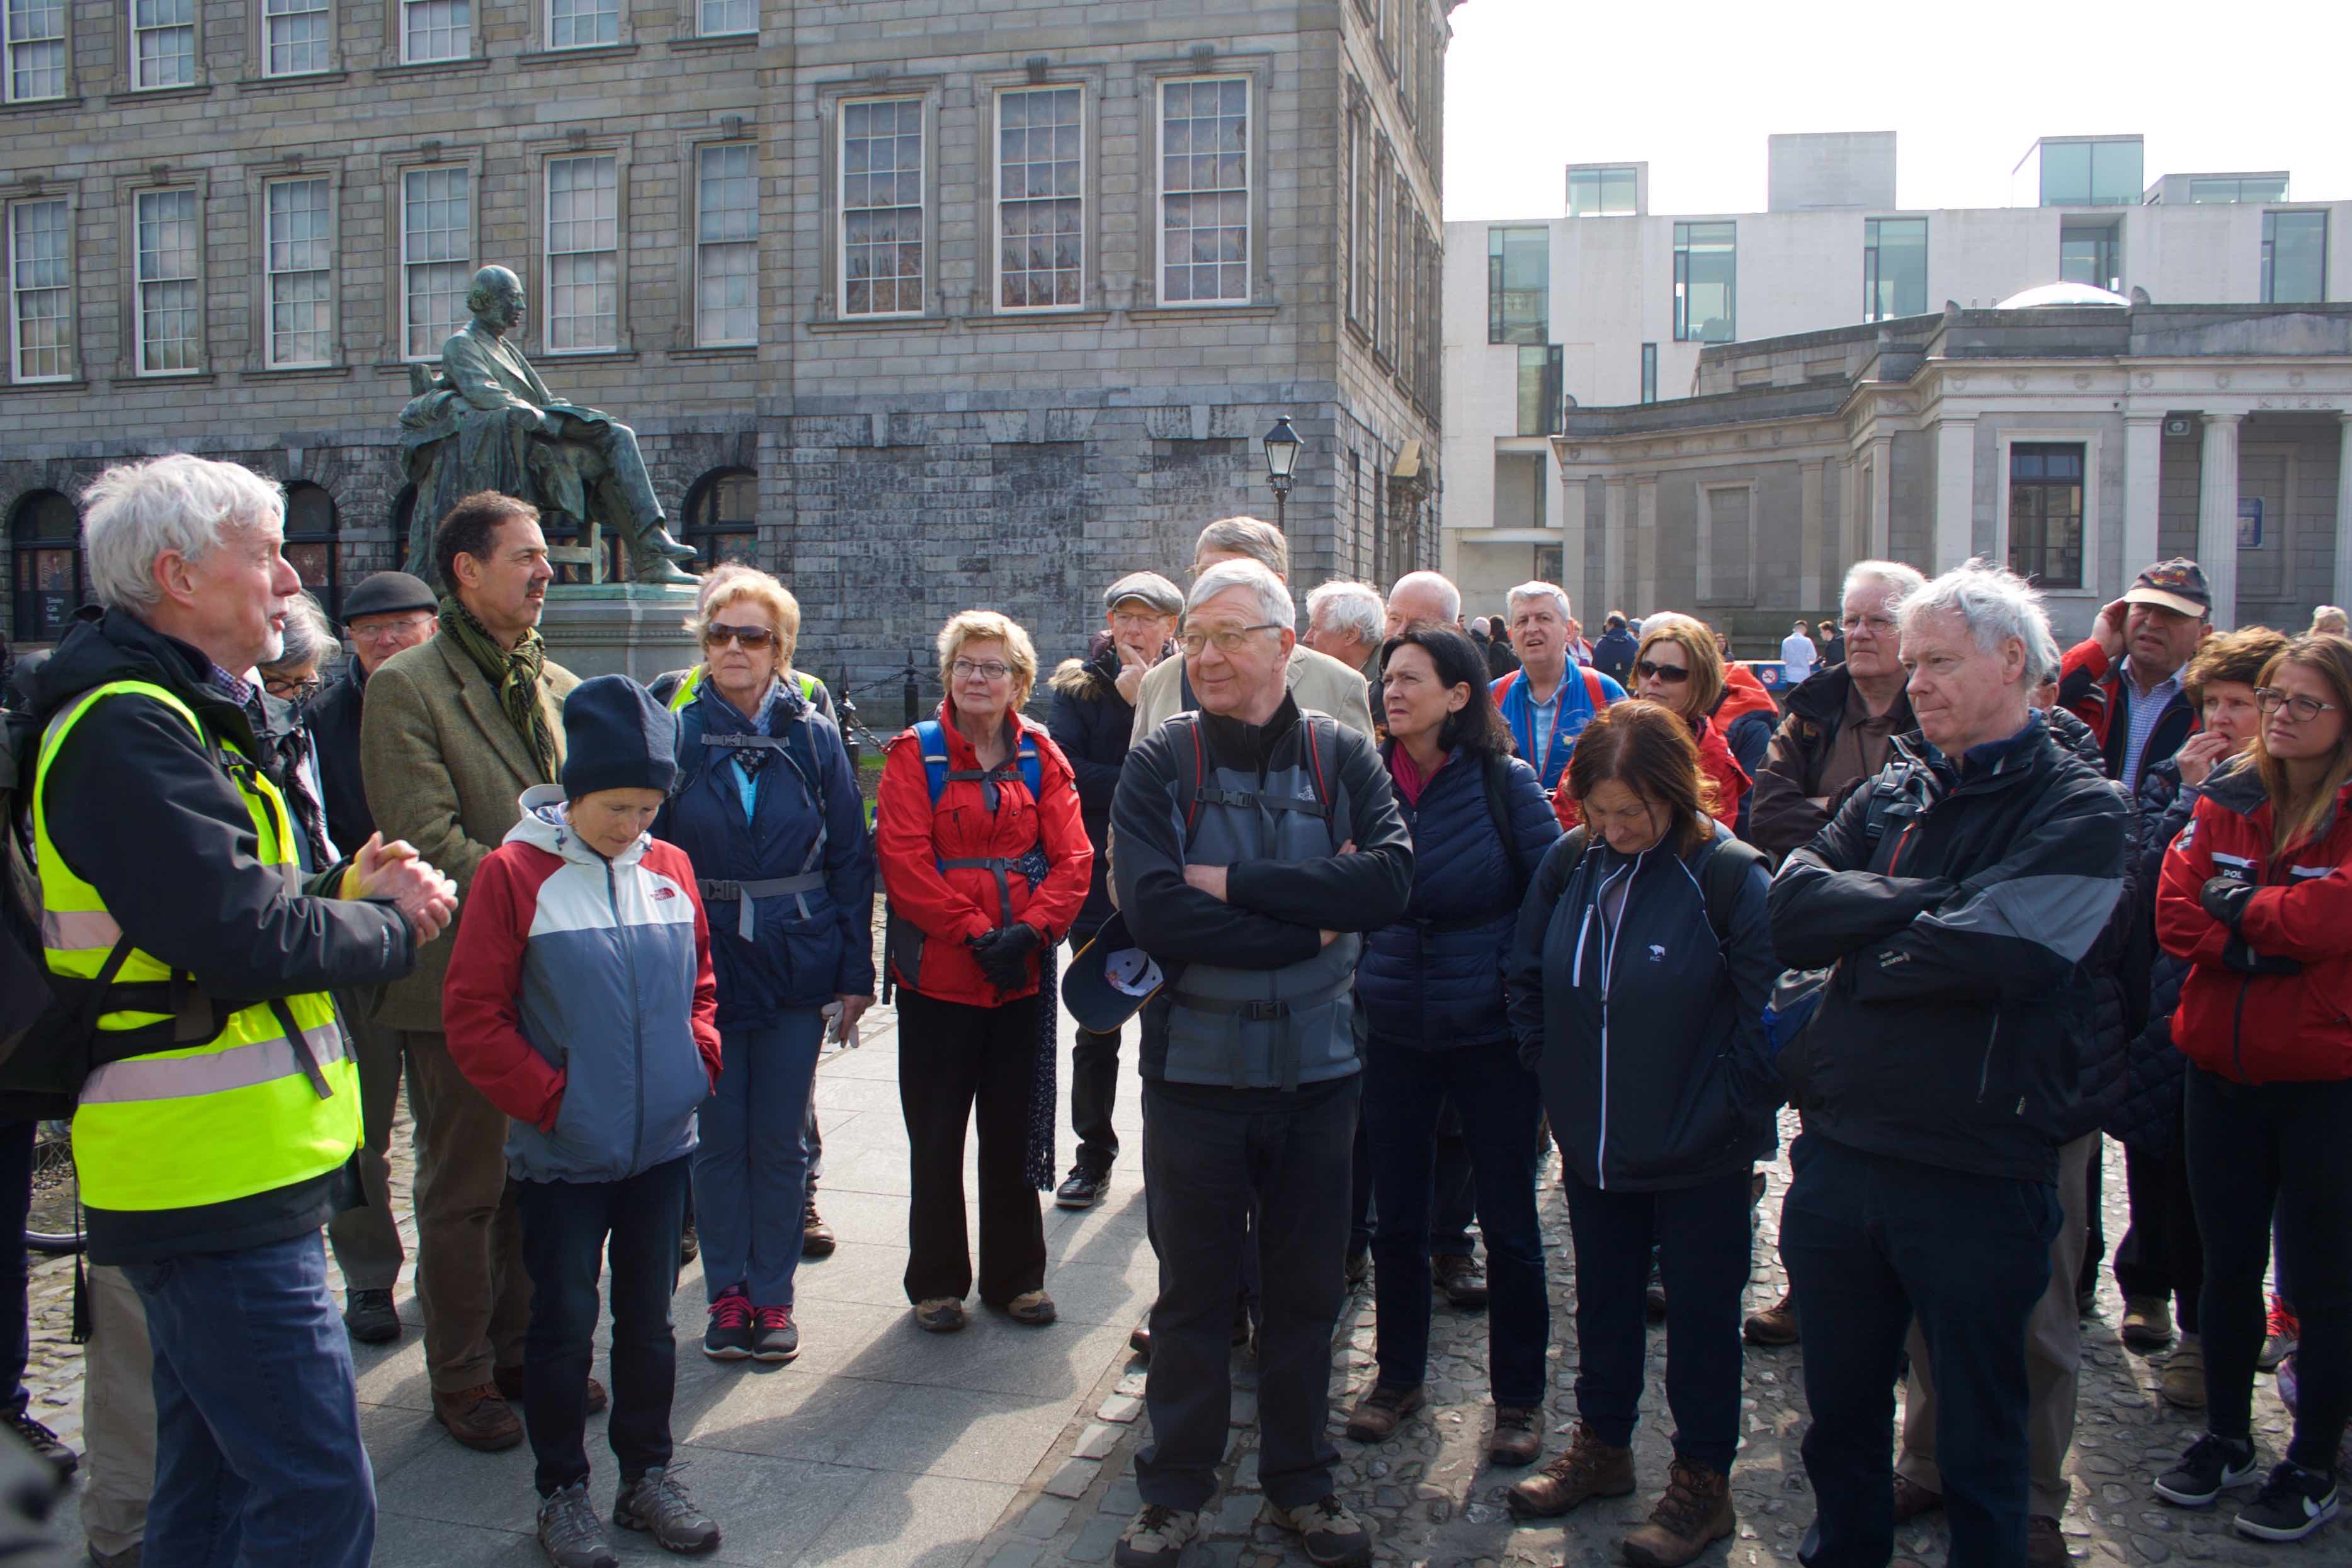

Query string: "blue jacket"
[1493, 665, 1625, 793]
[1358, 745, 1560, 1049]
[656, 679, 877, 1024]
[1508, 820, 1781, 1191]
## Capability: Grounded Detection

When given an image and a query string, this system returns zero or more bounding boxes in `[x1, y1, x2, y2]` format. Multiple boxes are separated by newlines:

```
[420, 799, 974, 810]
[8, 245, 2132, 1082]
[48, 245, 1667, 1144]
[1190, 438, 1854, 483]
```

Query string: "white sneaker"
[1113, 1503, 1200, 1566]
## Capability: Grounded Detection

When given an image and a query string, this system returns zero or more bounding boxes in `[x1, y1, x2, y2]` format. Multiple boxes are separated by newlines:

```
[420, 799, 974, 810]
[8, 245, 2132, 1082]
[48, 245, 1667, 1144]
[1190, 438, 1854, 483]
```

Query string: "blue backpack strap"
[914, 719, 950, 804]
[1016, 732, 1042, 799]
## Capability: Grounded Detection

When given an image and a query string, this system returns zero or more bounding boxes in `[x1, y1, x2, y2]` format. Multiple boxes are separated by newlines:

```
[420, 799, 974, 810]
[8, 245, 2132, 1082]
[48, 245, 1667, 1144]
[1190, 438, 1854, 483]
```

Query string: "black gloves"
[969, 923, 1042, 992]
[2200, 875, 2258, 930]
[2222, 935, 2302, 978]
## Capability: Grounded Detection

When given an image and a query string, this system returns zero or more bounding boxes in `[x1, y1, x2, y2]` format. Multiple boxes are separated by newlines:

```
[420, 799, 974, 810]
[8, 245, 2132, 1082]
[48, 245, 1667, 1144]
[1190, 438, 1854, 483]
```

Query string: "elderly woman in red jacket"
[2152, 632, 2352, 1542]
[876, 610, 1091, 1334]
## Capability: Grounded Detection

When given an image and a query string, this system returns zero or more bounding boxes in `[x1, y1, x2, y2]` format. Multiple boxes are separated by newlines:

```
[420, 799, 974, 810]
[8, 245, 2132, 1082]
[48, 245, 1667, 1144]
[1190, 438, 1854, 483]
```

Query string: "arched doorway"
[283, 482, 340, 619]
[683, 468, 759, 570]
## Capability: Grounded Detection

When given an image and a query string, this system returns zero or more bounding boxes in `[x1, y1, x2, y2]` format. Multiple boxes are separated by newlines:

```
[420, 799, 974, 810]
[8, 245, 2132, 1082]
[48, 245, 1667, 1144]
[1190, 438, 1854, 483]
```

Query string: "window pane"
[842, 99, 923, 316]
[545, 156, 618, 350]
[402, 0, 467, 60]
[696, 0, 751, 33]
[696, 144, 757, 344]
[996, 86, 1081, 310]
[135, 189, 198, 372]
[2038, 140, 2090, 207]
[1515, 344, 1561, 437]
[548, 0, 615, 48]
[9, 198, 71, 381]
[1159, 79, 1247, 304]
[1864, 217, 1926, 322]
[2009, 443, 2085, 589]
[5, 0, 67, 101]
[266, 178, 331, 366]
[402, 168, 469, 358]
[1486, 224, 1546, 344]
[2090, 140, 2143, 207]
[1565, 169, 1596, 217]
[2242, 176, 2287, 203]
[2264, 212, 2327, 305]
[263, 0, 327, 74]
[1640, 341, 1656, 404]
[2059, 220, 2122, 293]
[1674, 221, 1735, 343]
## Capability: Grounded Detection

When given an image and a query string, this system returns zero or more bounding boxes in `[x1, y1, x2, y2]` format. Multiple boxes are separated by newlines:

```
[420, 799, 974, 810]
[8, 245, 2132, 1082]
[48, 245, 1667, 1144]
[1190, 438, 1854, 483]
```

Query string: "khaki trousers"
[405, 1030, 530, 1392]
[79, 1263, 154, 1557]
[1897, 1133, 2096, 1520]
[326, 1016, 407, 1293]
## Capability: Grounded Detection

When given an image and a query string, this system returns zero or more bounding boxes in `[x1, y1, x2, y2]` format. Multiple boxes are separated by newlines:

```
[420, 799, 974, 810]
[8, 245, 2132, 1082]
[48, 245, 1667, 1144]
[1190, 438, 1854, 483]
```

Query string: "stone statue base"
[537, 583, 701, 682]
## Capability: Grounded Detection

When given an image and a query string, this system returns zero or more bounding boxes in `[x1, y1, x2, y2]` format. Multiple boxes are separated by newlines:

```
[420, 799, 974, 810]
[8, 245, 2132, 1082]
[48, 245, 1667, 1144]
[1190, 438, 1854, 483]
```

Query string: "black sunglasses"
[1634, 658, 1691, 683]
[704, 622, 778, 649]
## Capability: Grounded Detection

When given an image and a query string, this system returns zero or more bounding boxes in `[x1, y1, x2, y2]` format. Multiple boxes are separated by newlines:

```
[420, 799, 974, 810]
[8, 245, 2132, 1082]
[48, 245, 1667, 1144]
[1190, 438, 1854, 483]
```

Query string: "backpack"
[1479, 752, 1530, 892]
[1164, 711, 1337, 838]
[1554, 824, 1764, 952]
[1492, 664, 1610, 722]
[879, 720, 1047, 1003]
[913, 719, 1042, 805]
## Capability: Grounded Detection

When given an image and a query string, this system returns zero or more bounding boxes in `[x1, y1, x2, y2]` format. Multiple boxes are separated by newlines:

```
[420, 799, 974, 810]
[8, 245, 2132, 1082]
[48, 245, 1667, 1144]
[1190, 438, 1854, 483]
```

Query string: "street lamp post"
[1261, 414, 1302, 531]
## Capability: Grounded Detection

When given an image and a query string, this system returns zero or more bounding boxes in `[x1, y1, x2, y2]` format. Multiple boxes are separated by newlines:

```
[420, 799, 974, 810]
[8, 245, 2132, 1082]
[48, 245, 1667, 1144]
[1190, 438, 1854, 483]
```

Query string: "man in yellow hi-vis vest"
[26, 456, 457, 1568]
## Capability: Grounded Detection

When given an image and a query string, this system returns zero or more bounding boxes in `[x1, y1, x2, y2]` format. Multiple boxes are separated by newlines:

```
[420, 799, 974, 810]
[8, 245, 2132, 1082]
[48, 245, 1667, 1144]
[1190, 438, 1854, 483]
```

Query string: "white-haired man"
[1129, 518, 1375, 742]
[1109, 559, 1412, 1568]
[22, 455, 456, 1568]
[1302, 580, 1385, 678]
[1768, 562, 2126, 1568]
[1381, 571, 1461, 640]
[1494, 582, 1623, 796]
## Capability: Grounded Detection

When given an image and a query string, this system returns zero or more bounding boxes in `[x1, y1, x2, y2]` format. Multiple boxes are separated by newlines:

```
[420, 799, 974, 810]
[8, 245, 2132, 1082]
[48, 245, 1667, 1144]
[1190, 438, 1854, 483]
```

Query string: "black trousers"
[2115, 1133, 2203, 1334]
[895, 989, 1047, 1306]
[1348, 1096, 1479, 1259]
[1071, 1023, 1123, 1174]
[2184, 1067, 2352, 1472]
[1781, 1134, 2058, 1568]
[1135, 1076, 1358, 1513]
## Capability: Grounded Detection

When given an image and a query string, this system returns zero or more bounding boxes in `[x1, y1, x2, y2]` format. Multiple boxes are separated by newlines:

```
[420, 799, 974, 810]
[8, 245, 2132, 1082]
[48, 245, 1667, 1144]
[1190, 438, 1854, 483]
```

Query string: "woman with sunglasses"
[656, 571, 876, 1364]
[2153, 633, 2352, 1540]
[1554, 614, 1751, 839]
[875, 611, 1091, 1334]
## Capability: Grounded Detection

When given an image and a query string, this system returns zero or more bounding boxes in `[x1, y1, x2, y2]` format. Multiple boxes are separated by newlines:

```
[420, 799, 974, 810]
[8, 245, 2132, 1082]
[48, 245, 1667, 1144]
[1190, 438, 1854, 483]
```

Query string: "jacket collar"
[933, 699, 1032, 764]
[431, 628, 550, 788]
[1198, 691, 1303, 771]
[1894, 710, 2055, 795]
[30, 606, 263, 758]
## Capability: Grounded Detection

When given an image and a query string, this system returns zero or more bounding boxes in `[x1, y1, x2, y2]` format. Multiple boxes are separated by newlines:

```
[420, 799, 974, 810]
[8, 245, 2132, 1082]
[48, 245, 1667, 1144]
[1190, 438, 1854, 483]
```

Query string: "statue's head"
[466, 266, 525, 332]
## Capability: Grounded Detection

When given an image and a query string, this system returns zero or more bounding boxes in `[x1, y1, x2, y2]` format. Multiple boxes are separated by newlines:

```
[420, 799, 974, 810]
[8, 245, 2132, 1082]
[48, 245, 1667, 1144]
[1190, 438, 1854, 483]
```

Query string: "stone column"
[1603, 477, 1627, 614]
[1633, 477, 1659, 615]
[1800, 458, 1826, 610]
[1933, 419, 1975, 571]
[1867, 436, 1894, 560]
[1559, 469, 1588, 616]
[2334, 414, 2352, 615]
[2197, 412, 2242, 630]
[2123, 414, 2164, 584]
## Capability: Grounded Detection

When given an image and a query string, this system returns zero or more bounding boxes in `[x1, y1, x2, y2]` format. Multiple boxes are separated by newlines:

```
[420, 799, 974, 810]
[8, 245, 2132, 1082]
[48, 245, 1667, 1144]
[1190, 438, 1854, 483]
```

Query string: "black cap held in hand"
[560, 675, 679, 801]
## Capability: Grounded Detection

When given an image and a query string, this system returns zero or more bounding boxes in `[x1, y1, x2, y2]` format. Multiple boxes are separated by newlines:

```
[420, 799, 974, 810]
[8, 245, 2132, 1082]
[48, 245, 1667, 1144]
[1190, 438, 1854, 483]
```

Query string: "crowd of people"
[0, 455, 2344, 1568]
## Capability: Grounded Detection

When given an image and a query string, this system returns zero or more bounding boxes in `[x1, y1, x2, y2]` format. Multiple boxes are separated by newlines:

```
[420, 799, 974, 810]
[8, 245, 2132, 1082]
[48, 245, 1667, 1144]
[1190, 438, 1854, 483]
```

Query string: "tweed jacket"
[360, 627, 579, 1033]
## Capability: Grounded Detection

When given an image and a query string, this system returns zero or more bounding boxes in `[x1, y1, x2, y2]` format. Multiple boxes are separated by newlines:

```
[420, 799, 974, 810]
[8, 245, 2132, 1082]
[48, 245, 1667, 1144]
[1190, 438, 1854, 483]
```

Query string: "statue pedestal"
[537, 584, 700, 681]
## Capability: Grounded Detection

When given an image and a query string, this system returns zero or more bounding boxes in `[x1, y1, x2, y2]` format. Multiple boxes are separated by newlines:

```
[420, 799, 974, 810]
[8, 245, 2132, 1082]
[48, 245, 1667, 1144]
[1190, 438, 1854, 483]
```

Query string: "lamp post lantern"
[1261, 414, 1302, 531]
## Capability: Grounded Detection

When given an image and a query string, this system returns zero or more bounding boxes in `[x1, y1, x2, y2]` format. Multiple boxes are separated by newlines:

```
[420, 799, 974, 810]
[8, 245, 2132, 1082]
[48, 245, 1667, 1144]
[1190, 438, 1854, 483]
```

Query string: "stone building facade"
[0, 0, 1452, 704]
[1548, 302, 2352, 646]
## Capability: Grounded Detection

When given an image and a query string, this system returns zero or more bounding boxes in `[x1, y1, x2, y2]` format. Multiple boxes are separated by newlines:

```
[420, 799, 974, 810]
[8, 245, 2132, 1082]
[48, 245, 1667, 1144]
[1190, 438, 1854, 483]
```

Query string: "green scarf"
[440, 596, 559, 784]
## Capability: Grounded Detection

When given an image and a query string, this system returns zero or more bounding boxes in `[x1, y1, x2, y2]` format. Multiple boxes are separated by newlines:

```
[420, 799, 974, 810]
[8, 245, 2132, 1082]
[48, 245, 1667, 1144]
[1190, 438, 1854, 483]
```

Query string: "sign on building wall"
[2237, 497, 2265, 548]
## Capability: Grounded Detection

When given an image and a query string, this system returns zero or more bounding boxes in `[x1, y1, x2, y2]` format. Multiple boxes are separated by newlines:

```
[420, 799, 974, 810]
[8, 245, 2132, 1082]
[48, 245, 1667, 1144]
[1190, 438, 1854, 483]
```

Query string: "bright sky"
[1441, 0, 2352, 222]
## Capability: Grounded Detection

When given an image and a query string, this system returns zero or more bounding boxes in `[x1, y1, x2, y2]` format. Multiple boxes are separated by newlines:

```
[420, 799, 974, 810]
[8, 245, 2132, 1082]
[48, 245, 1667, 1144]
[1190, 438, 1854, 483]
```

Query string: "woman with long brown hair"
[1504, 702, 1778, 1565]
[2153, 633, 2352, 1540]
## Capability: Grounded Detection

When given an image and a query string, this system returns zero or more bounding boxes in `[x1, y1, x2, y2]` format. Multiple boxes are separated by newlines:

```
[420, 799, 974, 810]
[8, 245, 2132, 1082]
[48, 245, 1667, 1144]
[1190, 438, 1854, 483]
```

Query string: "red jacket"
[875, 703, 1093, 1007]
[2059, 638, 2198, 781]
[1553, 712, 1751, 832]
[1715, 662, 1781, 734]
[2157, 763, 2352, 1084]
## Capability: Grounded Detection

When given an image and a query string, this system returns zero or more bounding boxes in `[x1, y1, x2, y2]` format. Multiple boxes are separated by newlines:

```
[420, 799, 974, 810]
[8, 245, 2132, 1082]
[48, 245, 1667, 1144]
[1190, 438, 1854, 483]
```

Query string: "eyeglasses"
[951, 659, 1013, 681]
[703, 623, 778, 650]
[1634, 659, 1691, 684]
[263, 674, 323, 701]
[2254, 687, 2340, 722]
[1842, 613, 1896, 635]
[1178, 623, 1282, 656]
[347, 614, 434, 644]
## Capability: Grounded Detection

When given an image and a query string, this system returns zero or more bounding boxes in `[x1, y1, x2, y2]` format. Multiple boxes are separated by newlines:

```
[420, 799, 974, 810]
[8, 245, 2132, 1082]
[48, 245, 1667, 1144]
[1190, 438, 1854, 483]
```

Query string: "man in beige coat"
[361, 491, 583, 1452]
[1127, 517, 1375, 744]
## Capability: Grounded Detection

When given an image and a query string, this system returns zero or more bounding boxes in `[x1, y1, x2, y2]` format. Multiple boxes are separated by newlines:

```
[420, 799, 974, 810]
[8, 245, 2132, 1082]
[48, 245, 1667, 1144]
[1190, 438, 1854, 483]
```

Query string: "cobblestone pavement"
[16, 1080, 2346, 1567]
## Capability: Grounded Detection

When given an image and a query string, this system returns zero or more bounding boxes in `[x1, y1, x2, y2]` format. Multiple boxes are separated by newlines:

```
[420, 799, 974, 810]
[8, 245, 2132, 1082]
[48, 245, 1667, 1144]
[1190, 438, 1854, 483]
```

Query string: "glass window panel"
[263, 0, 327, 75]
[1159, 78, 1247, 304]
[2090, 140, 2143, 207]
[1863, 216, 1927, 322]
[548, 0, 615, 48]
[995, 86, 1081, 310]
[2038, 140, 2091, 206]
[696, 0, 751, 33]
[2059, 220, 2122, 293]
[841, 98, 923, 316]
[1486, 224, 1547, 344]
[2263, 211, 2327, 305]
[2242, 176, 2287, 203]
[9, 198, 71, 382]
[4, 0, 67, 102]
[696, 144, 757, 344]
[1567, 166, 1635, 217]
[1515, 344, 1562, 437]
[401, 0, 466, 60]
[402, 168, 469, 359]
[2008, 443, 2085, 589]
[265, 178, 332, 366]
[1673, 220, 1735, 343]
[545, 155, 618, 351]
[134, 189, 198, 372]
[1640, 341, 1656, 404]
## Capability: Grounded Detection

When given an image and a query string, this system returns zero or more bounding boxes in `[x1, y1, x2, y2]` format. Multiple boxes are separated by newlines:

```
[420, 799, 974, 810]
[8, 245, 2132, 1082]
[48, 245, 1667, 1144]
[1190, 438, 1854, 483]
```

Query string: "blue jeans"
[692, 1013, 822, 1305]
[1361, 1037, 1548, 1406]
[122, 1229, 375, 1568]
[514, 1156, 689, 1497]
[1783, 1133, 2058, 1568]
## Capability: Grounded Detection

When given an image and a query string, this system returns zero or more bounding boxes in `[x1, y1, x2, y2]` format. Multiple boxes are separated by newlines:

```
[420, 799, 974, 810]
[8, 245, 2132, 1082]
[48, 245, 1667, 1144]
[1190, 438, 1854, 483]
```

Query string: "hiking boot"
[1343, 1383, 1424, 1443]
[678, 1221, 698, 1266]
[1055, 1166, 1108, 1210]
[494, 1364, 605, 1413]
[2261, 1295, 2301, 1371]
[2161, 1334, 2207, 1411]
[344, 1288, 401, 1345]
[1262, 1494, 1373, 1567]
[1129, 1318, 1151, 1360]
[1622, 1458, 1735, 1568]
[435, 1383, 524, 1452]
[2155, 1433, 2260, 1507]
[914, 1297, 967, 1333]
[704, 1287, 754, 1360]
[1113, 1503, 1200, 1566]
[1490, 1406, 1543, 1468]
[2234, 1460, 2341, 1543]
[751, 1304, 798, 1363]
[2026, 1514, 2067, 1568]
[801, 1196, 836, 1259]
[2121, 1295, 2176, 1353]
[1508, 1421, 1638, 1518]
[1743, 1290, 1800, 1347]
[613, 1464, 721, 1554]
[1433, 1253, 1489, 1309]
[537, 1482, 618, 1568]
[1002, 1290, 1057, 1326]
[1892, 1472, 1944, 1523]
[6, 1410, 74, 1479]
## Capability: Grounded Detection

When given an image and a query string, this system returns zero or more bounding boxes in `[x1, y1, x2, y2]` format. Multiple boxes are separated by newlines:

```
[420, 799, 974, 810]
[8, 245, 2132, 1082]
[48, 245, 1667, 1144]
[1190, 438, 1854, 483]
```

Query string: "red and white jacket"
[444, 785, 722, 1181]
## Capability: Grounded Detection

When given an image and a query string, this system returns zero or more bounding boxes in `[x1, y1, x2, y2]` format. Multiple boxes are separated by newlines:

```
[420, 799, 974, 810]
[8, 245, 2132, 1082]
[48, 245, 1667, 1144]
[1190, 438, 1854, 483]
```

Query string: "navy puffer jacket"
[2047, 705, 2142, 1142]
[2105, 754, 2197, 1157]
[1357, 744, 1560, 1049]
[1046, 634, 1137, 943]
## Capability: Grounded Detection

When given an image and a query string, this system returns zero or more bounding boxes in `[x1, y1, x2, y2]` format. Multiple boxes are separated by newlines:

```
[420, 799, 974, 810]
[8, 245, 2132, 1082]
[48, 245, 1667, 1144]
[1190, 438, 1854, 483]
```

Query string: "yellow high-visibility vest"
[667, 665, 819, 713]
[31, 680, 358, 1214]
